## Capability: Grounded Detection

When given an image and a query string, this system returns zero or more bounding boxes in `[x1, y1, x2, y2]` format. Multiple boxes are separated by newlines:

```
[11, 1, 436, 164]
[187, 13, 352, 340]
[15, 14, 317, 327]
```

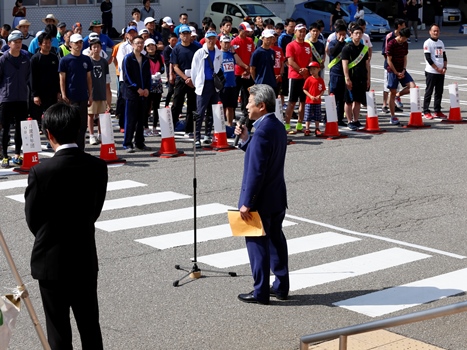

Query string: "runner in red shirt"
[284, 23, 312, 134]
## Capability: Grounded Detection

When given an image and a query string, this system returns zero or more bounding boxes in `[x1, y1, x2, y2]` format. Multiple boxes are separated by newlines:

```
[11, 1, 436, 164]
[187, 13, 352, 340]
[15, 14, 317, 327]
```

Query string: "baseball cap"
[72, 22, 82, 30]
[179, 24, 191, 33]
[139, 29, 149, 35]
[205, 31, 217, 38]
[70, 34, 83, 43]
[220, 35, 231, 42]
[126, 26, 137, 33]
[308, 61, 320, 68]
[35, 30, 44, 38]
[238, 22, 253, 32]
[189, 26, 198, 37]
[8, 30, 23, 42]
[144, 38, 156, 47]
[144, 17, 156, 25]
[261, 29, 275, 38]
[163, 16, 174, 26]
[57, 22, 66, 28]
[295, 24, 307, 31]
[89, 32, 99, 41]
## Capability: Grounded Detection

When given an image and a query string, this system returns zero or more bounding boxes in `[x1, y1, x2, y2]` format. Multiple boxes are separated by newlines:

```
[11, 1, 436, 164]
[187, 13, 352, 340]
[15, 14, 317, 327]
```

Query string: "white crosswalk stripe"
[1, 176, 463, 317]
[197, 232, 360, 268]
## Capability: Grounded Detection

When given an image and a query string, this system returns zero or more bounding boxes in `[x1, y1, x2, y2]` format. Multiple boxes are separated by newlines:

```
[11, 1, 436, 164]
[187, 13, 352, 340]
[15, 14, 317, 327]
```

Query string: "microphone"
[234, 115, 248, 147]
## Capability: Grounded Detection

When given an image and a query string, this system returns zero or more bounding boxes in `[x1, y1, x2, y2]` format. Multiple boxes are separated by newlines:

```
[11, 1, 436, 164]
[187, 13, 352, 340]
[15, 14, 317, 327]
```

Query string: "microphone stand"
[173, 111, 237, 287]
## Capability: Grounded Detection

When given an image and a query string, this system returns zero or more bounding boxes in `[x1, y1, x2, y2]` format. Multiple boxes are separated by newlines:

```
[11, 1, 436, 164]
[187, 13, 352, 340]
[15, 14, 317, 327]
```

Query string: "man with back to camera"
[235, 84, 289, 305]
[25, 102, 108, 350]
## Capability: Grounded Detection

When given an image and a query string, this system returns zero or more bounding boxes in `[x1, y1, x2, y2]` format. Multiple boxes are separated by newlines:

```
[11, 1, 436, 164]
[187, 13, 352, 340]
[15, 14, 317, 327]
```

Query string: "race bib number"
[223, 62, 234, 72]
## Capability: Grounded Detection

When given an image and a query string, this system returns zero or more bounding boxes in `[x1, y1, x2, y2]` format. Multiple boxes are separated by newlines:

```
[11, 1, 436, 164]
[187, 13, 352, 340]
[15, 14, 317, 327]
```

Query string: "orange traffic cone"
[441, 106, 466, 124]
[316, 95, 348, 140]
[442, 83, 466, 123]
[13, 151, 39, 174]
[100, 143, 126, 163]
[151, 135, 186, 158]
[403, 111, 430, 128]
[208, 102, 235, 152]
[403, 87, 430, 128]
[359, 91, 385, 133]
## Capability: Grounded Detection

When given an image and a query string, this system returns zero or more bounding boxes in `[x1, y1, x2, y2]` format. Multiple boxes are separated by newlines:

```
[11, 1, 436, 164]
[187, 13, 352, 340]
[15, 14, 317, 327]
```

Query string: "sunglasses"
[91, 20, 101, 25]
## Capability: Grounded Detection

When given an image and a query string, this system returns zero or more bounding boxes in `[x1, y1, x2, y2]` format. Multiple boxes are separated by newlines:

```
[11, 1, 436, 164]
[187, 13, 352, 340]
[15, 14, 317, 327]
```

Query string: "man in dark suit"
[235, 84, 289, 305]
[24, 102, 108, 349]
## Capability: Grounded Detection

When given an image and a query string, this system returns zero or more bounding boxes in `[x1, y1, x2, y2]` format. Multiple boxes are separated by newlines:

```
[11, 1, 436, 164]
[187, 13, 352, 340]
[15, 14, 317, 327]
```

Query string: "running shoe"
[434, 111, 448, 119]
[423, 113, 434, 120]
[390, 116, 401, 125]
[12, 156, 23, 166]
[395, 96, 403, 108]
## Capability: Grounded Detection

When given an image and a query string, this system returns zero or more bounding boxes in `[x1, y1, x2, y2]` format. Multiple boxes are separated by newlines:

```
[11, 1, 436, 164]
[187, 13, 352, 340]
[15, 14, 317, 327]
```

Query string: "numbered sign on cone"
[152, 108, 185, 157]
[14, 119, 41, 173]
[210, 102, 234, 151]
[99, 113, 126, 163]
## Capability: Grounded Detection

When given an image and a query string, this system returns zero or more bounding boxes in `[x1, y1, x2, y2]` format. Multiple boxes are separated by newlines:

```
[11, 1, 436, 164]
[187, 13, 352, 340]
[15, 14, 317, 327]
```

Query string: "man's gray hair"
[249, 84, 276, 113]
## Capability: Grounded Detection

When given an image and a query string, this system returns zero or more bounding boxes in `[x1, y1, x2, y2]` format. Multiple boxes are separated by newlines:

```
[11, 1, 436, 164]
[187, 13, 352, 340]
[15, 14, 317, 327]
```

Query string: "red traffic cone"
[13, 151, 39, 174]
[100, 143, 126, 163]
[151, 135, 186, 158]
[441, 106, 466, 124]
[358, 91, 385, 133]
[206, 102, 235, 152]
[403, 87, 430, 128]
[403, 111, 430, 128]
[151, 107, 185, 158]
[316, 94, 347, 140]
[362, 115, 386, 133]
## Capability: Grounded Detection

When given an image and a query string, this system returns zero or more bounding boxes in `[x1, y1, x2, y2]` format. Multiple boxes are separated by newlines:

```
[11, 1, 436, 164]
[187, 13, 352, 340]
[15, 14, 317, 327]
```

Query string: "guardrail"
[300, 300, 467, 350]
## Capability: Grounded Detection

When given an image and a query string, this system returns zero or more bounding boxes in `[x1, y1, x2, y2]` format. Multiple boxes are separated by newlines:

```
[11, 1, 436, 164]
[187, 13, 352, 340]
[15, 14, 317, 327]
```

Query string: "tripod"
[173, 111, 237, 287]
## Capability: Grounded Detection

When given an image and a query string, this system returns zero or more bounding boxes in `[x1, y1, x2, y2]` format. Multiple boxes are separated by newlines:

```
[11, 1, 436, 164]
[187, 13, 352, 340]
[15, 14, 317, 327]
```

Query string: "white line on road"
[334, 267, 467, 317]
[286, 214, 466, 259]
[136, 220, 297, 249]
[284, 247, 430, 291]
[95, 203, 234, 232]
[102, 191, 190, 211]
[197, 232, 361, 268]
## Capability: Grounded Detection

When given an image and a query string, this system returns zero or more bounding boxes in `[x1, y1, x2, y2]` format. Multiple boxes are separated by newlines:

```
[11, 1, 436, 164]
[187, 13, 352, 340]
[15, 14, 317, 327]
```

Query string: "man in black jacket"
[25, 102, 108, 350]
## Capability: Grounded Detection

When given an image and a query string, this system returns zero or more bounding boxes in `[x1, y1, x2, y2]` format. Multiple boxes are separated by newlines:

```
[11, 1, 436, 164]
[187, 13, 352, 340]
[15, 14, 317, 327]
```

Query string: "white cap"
[220, 35, 231, 42]
[70, 33, 83, 43]
[189, 26, 197, 36]
[239, 22, 254, 32]
[144, 38, 156, 47]
[295, 23, 307, 31]
[35, 30, 44, 38]
[88, 32, 99, 41]
[162, 16, 174, 26]
[144, 17, 156, 25]
[261, 29, 275, 38]
[139, 29, 149, 35]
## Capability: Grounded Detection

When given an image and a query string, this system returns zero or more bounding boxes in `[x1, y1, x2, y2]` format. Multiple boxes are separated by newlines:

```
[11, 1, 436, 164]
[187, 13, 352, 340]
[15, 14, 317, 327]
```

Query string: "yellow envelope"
[227, 210, 265, 236]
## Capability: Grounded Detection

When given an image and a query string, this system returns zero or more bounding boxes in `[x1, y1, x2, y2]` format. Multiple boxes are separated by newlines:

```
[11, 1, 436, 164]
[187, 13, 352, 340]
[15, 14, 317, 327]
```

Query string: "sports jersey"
[303, 75, 325, 104]
[271, 44, 284, 76]
[221, 50, 236, 88]
[424, 37, 445, 74]
[286, 40, 312, 80]
[231, 35, 255, 76]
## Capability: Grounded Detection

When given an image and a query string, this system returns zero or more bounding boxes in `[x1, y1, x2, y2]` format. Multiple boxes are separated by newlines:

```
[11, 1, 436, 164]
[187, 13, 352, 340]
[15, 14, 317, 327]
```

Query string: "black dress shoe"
[238, 292, 269, 305]
[270, 287, 288, 300]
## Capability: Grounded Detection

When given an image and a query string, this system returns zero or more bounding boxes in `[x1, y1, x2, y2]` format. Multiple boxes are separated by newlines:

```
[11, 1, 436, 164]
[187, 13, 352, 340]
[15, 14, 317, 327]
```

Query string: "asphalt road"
[1, 26, 467, 350]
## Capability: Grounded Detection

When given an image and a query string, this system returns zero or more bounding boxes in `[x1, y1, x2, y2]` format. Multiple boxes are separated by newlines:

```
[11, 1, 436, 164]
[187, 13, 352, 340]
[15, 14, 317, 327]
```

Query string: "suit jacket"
[238, 113, 287, 214]
[25, 147, 108, 280]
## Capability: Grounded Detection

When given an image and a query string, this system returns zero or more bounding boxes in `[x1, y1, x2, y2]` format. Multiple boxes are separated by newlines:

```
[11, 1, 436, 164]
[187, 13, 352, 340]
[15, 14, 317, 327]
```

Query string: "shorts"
[304, 103, 322, 122]
[87, 100, 106, 114]
[220, 86, 238, 108]
[344, 80, 367, 104]
[288, 78, 306, 103]
[387, 71, 414, 90]
[383, 69, 389, 93]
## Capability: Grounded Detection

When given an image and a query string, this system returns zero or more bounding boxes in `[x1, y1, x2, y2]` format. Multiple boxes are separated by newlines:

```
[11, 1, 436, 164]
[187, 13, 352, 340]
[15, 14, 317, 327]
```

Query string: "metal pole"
[0, 229, 50, 350]
[338, 335, 347, 350]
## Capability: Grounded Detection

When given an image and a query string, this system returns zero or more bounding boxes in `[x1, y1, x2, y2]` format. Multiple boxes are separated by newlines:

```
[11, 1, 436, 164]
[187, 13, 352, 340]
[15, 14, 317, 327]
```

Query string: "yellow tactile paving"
[308, 330, 445, 349]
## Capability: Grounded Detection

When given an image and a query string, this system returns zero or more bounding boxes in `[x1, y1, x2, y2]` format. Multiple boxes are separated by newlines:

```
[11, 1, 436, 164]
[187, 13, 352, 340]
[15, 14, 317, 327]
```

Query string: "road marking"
[102, 192, 190, 211]
[284, 247, 431, 291]
[334, 267, 467, 317]
[95, 203, 234, 232]
[6, 180, 148, 203]
[197, 232, 361, 268]
[136, 220, 297, 249]
[286, 214, 466, 259]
